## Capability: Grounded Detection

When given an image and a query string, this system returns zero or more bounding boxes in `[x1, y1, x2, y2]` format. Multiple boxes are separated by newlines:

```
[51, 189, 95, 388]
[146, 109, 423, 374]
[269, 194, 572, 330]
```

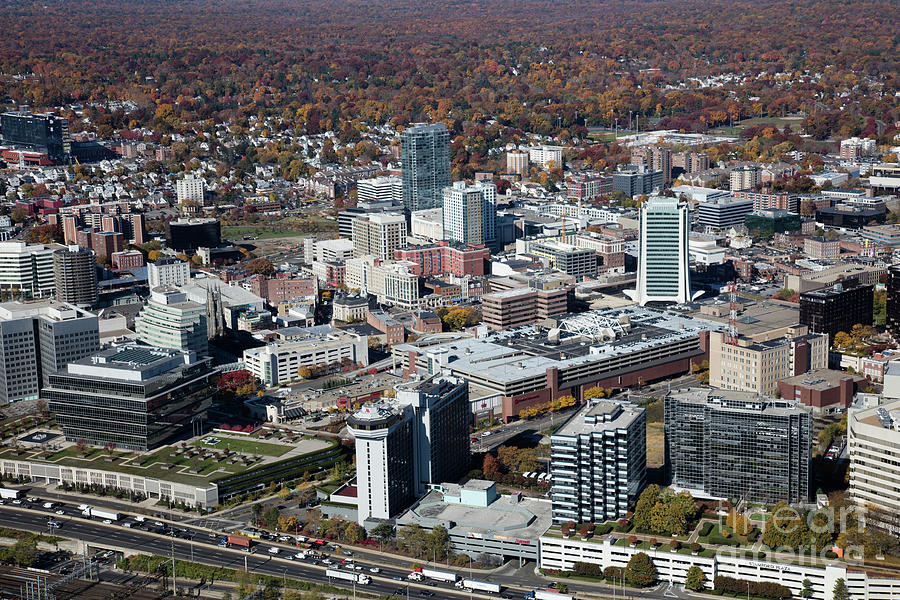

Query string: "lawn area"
[646, 422, 665, 468]
[222, 226, 307, 240]
[750, 512, 770, 521]
[197, 436, 292, 457]
[709, 116, 804, 136]
[588, 130, 633, 142]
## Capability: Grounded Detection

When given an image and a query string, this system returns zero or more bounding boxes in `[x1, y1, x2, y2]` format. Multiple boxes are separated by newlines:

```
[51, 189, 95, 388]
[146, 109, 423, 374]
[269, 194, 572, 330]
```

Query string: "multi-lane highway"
[0, 502, 527, 599]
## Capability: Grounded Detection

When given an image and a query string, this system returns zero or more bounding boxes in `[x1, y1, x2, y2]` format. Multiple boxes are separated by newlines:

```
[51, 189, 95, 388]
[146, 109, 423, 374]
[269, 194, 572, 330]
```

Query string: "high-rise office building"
[0, 241, 56, 300]
[442, 181, 497, 245]
[401, 123, 451, 211]
[165, 218, 221, 252]
[696, 196, 755, 229]
[135, 287, 208, 356]
[46, 345, 215, 451]
[800, 282, 874, 343]
[347, 401, 417, 523]
[53, 246, 98, 306]
[0, 110, 71, 163]
[627, 196, 692, 306]
[395, 374, 470, 496]
[887, 265, 900, 342]
[348, 373, 470, 524]
[0, 301, 99, 403]
[664, 388, 811, 504]
[550, 400, 647, 524]
[148, 257, 191, 289]
[351, 213, 407, 261]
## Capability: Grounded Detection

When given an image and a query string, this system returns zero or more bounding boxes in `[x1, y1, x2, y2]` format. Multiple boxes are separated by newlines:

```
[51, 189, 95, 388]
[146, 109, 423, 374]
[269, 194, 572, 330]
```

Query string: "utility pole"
[171, 533, 176, 596]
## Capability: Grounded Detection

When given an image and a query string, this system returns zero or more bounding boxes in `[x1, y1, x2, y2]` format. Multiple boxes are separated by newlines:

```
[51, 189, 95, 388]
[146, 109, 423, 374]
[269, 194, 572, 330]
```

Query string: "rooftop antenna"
[728, 280, 738, 345]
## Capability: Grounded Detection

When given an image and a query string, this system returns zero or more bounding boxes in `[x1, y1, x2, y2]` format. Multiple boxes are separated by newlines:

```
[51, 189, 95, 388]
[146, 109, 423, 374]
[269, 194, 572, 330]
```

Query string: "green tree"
[250, 502, 263, 526]
[833, 578, 849, 600]
[685, 565, 707, 592]
[625, 552, 656, 587]
[344, 522, 364, 544]
[371, 523, 395, 547]
[426, 525, 450, 560]
[800, 578, 814, 599]
[398, 523, 428, 557]
[262, 505, 281, 530]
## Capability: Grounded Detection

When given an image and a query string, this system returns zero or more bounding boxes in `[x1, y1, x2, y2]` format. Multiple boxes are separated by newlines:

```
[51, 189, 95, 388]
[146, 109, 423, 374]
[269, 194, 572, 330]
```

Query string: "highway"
[0, 504, 526, 599]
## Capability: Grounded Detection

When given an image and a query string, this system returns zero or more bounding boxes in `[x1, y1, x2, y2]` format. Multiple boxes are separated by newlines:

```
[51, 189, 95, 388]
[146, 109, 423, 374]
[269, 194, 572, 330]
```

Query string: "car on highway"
[369, 567, 381, 573]
[481, 431, 492, 437]
[102, 519, 112, 524]
[54, 509, 64, 515]
[470, 437, 479, 444]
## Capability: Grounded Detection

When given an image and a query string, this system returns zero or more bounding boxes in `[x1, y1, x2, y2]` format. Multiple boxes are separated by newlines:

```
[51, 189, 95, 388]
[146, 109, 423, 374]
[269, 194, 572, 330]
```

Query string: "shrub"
[699, 522, 715, 537]
[628, 535, 639, 544]
[573, 561, 602, 578]
[690, 542, 701, 552]
[669, 540, 680, 550]
[604, 566, 624, 581]
[650, 538, 658, 546]
[714, 576, 791, 600]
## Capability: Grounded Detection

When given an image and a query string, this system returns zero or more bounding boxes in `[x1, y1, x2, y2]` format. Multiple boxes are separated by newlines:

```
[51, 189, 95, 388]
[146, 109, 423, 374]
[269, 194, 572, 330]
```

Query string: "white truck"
[81, 507, 121, 521]
[455, 579, 501, 593]
[0, 488, 24, 500]
[325, 569, 370, 585]
[417, 568, 459, 583]
[525, 590, 574, 600]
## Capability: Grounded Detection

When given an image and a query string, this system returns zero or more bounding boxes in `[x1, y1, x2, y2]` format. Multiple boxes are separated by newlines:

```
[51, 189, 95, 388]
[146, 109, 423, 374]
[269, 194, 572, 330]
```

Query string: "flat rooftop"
[554, 399, 644, 437]
[780, 368, 863, 391]
[666, 387, 812, 417]
[399, 490, 554, 541]
[685, 298, 799, 340]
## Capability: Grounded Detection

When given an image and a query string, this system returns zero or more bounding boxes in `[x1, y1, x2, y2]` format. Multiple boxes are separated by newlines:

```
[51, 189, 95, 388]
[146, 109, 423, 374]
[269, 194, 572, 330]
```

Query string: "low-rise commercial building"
[777, 369, 864, 414]
[243, 327, 368, 386]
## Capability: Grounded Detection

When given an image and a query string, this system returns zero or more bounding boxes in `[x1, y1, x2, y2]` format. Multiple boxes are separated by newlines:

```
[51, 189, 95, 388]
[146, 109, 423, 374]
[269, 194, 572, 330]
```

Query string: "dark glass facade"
[0, 112, 71, 162]
[401, 123, 450, 211]
[665, 390, 811, 504]
[165, 220, 221, 252]
[799, 283, 873, 341]
[888, 265, 900, 342]
[46, 353, 215, 451]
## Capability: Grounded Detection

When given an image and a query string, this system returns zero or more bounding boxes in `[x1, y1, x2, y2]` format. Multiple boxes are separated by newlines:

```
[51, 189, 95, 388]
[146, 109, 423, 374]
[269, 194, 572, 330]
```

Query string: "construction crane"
[558, 198, 582, 244]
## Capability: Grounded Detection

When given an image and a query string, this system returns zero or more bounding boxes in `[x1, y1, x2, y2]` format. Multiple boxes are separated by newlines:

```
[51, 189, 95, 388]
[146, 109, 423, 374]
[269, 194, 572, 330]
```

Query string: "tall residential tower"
[401, 123, 450, 211]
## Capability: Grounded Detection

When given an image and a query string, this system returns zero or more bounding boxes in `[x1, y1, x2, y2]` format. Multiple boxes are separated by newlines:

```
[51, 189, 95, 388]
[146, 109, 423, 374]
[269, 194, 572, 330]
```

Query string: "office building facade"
[627, 196, 692, 306]
[351, 213, 407, 261]
[148, 258, 191, 289]
[357, 176, 402, 204]
[799, 283, 873, 342]
[46, 345, 216, 451]
[665, 388, 811, 504]
[347, 402, 417, 522]
[0, 241, 56, 300]
[53, 246, 98, 306]
[708, 329, 829, 396]
[135, 287, 208, 356]
[0, 111, 71, 163]
[442, 181, 497, 245]
[165, 218, 221, 252]
[848, 398, 900, 532]
[551, 400, 646, 524]
[888, 264, 900, 342]
[401, 123, 451, 211]
[395, 374, 470, 496]
[612, 165, 664, 198]
[696, 196, 754, 229]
